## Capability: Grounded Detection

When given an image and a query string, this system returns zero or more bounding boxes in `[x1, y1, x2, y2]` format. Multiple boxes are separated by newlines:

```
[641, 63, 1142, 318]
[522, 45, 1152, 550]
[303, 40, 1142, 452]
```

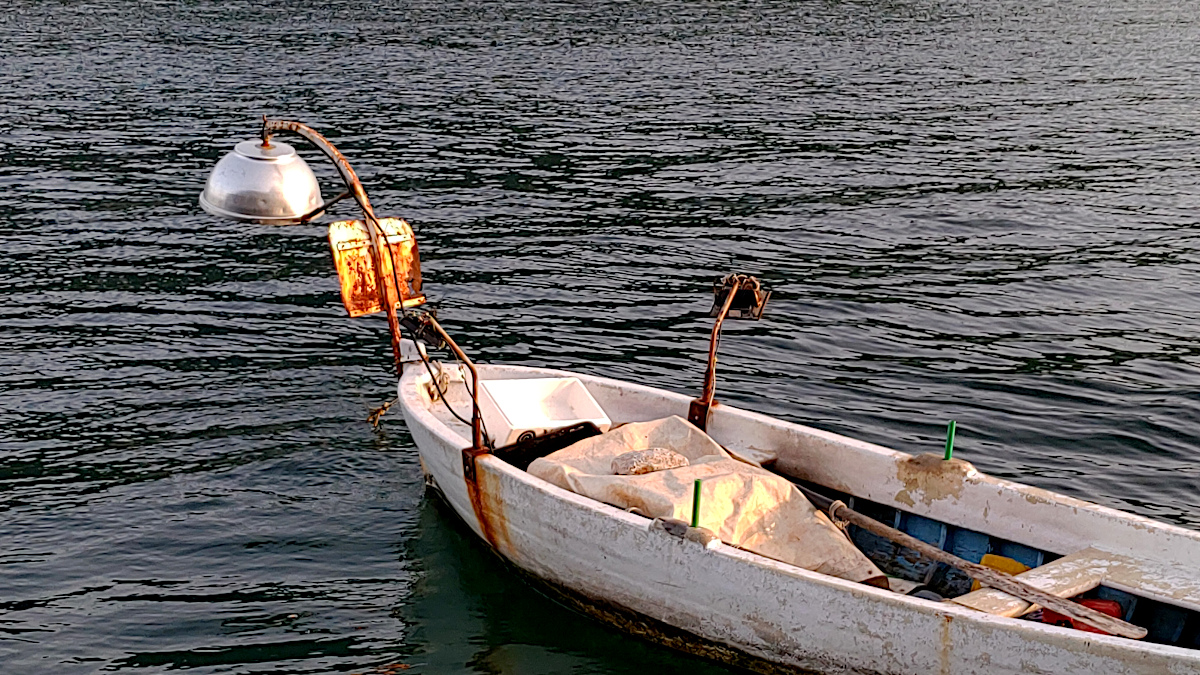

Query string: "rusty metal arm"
[423, 315, 485, 452]
[262, 118, 379, 221]
[687, 275, 748, 431]
[419, 314, 490, 483]
[260, 118, 408, 371]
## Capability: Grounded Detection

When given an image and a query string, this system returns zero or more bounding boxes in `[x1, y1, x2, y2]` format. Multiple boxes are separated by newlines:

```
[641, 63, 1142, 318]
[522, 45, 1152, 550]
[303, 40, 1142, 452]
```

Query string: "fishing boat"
[200, 120, 1200, 675]
[396, 333, 1200, 674]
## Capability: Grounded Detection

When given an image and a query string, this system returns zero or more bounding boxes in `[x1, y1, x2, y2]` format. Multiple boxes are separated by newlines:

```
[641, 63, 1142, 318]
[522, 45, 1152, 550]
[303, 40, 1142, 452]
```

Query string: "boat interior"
[417, 362, 1200, 651]
[807, 480, 1200, 649]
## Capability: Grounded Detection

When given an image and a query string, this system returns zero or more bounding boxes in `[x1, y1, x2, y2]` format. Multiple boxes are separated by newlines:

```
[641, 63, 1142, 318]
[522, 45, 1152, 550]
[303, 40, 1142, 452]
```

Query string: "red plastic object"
[1040, 599, 1124, 635]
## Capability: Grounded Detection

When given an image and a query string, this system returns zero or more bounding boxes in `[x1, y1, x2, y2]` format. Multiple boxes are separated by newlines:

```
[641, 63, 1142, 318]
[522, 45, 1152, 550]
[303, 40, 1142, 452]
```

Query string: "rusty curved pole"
[423, 315, 485, 453]
[688, 274, 749, 432]
[260, 118, 405, 371]
[261, 118, 378, 221]
[259, 119, 485, 452]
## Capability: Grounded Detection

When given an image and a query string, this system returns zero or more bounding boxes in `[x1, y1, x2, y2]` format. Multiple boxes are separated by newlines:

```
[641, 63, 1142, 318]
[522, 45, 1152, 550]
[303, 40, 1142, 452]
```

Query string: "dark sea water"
[4, 0, 1200, 672]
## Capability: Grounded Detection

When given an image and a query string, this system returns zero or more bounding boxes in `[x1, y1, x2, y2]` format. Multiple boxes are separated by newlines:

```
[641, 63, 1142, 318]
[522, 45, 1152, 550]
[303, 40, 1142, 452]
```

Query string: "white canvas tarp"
[529, 416, 885, 585]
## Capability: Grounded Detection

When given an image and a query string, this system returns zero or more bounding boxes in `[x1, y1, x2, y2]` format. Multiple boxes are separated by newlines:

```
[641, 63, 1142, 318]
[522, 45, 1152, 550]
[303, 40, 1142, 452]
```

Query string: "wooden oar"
[791, 482, 1148, 640]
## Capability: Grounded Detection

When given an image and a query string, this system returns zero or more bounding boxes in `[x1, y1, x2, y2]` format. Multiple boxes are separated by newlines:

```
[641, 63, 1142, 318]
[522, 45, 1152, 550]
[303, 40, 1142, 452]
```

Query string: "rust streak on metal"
[413, 314, 499, 548]
[462, 450, 494, 546]
[329, 219, 380, 317]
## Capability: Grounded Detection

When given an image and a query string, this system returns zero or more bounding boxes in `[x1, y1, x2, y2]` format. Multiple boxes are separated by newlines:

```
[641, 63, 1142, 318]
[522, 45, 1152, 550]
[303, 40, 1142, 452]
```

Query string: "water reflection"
[401, 499, 727, 674]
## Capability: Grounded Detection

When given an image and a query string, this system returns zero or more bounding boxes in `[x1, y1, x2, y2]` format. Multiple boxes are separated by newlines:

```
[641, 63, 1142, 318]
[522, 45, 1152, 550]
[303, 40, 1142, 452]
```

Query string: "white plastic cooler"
[477, 377, 611, 446]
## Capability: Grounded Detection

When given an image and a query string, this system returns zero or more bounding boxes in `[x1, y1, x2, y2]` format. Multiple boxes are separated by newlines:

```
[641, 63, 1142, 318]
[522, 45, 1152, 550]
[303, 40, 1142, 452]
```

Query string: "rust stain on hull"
[463, 453, 513, 556]
[939, 614, 952, 675]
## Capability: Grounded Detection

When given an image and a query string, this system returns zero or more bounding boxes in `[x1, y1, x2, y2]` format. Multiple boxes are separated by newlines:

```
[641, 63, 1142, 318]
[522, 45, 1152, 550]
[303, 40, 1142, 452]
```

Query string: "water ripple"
[3, 0, 1200, 672]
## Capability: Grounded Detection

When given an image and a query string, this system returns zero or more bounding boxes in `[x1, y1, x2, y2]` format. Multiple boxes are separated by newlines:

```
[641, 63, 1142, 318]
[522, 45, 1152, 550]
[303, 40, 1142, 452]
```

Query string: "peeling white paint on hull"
[398, 353, 1200, 674]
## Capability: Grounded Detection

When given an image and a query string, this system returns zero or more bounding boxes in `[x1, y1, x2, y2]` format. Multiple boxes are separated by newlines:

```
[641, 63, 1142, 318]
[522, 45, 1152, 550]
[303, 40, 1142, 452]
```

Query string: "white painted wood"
[396, 344, 1200, 674]
[954, 547, 1200, 617]
[952, 547, 1113, 617]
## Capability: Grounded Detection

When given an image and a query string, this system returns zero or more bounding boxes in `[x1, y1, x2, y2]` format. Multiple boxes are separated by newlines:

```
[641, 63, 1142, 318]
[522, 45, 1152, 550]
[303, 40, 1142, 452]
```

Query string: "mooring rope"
[367, 398, 396, 428]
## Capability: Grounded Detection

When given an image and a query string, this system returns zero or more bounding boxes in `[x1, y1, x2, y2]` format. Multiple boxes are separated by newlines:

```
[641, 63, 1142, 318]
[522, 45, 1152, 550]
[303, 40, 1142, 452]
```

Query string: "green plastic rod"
[691, 479, 702, 528]
[944, 420, 957, 460]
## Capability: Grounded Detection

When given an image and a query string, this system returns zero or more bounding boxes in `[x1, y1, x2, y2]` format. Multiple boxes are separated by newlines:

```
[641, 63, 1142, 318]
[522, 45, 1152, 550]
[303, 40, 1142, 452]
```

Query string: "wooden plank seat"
[951, 547, 1200, 617]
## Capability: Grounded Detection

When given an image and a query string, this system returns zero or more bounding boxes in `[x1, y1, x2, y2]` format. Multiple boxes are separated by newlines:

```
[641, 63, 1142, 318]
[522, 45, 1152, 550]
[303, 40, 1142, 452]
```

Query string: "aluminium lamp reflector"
[199, 140, 323, 224]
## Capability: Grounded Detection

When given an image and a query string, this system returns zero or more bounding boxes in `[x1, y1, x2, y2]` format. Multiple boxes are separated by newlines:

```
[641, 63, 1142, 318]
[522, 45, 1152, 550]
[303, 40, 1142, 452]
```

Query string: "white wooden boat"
[397, 336, 1200, 674]
[198, 120, 1200, 674]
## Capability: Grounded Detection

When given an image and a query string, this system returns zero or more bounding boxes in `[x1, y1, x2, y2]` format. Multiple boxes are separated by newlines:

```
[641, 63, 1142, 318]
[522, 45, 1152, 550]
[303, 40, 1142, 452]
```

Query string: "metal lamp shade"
[199, 140, 323, 224]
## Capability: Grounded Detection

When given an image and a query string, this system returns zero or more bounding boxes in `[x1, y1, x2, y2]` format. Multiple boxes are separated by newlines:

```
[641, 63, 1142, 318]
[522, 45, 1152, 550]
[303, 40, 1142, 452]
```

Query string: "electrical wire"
[398, 319, 474, 428]
[368, 203, 490, 443]
[397, 317, 495, 448]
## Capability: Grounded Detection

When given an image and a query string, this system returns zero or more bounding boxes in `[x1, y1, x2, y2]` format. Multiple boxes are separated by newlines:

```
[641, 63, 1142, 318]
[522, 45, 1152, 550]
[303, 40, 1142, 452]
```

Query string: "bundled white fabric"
[528, 416, 885, 585]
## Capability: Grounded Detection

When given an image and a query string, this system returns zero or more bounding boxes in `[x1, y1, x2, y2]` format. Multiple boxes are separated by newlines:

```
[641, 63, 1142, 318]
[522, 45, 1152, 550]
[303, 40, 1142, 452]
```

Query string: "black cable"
[399, 319, 476, 429]
[398, 317, 496, 448]
[373, 210, 490, 445]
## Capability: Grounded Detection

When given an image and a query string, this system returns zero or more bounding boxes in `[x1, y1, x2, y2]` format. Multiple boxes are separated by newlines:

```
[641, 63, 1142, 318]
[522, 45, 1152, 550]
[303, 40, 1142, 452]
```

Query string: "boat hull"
[399, 357, 1200, 674]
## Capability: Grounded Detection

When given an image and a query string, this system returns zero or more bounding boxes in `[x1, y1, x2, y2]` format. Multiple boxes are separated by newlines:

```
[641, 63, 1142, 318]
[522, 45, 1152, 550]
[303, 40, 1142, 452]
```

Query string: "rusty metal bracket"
[688, 274, 769, 431]
[463, 445, 489, 483]
[687, 398, 715, 433]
